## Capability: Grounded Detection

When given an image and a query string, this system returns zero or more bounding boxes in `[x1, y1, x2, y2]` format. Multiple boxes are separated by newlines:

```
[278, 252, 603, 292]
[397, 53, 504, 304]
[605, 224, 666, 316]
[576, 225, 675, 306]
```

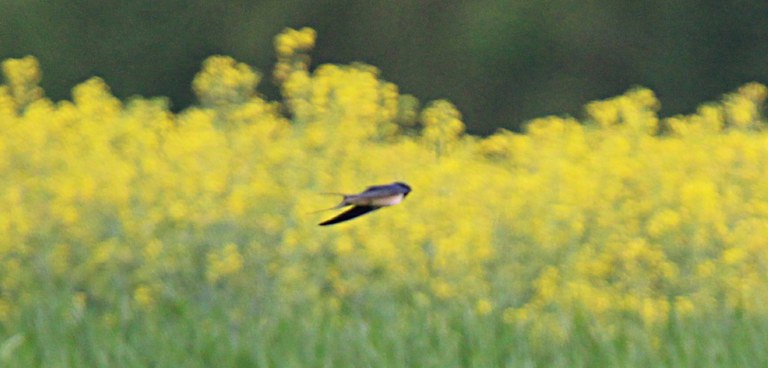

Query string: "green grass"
[4, 288, 768, 367]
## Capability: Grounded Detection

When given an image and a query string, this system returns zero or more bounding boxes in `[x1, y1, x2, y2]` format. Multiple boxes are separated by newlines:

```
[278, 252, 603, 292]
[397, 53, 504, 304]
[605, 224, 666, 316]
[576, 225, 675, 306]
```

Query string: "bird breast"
[347, 193, 404, 207]
[369, 194, 404, 206]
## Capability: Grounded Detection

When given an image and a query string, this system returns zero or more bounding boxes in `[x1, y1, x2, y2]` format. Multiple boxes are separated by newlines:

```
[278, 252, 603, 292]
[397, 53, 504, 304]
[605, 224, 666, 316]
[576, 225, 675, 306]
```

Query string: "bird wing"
[351, 185, 407, 201]
[318, 206, 380, 226]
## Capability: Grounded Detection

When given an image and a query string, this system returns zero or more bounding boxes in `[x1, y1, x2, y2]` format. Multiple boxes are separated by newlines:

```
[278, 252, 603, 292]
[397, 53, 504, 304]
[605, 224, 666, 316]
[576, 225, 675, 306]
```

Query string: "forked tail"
[307, 193, 349, 214]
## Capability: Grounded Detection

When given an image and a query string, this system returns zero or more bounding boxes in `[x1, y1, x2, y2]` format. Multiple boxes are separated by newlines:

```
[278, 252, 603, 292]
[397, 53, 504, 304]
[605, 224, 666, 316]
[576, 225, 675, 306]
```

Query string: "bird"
[317, 182, 412, 226]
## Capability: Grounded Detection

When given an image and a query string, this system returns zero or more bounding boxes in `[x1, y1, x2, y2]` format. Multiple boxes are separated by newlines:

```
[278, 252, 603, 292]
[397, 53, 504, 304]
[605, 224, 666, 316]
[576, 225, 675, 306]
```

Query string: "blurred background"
[1, 0, 767, 134]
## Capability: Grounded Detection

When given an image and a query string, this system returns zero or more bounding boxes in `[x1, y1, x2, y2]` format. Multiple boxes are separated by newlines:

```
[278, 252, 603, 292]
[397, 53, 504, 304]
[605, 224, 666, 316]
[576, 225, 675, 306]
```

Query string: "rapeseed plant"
[1, 27, 768, 366]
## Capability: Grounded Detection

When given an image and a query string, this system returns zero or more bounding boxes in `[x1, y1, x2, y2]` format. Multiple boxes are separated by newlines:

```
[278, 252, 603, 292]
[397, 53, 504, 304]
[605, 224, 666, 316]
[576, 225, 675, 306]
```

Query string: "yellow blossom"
[674, 296, 695, 317]
[206, 243, 244, 284]
[193, 56, 260, 106]
[475, 298, 493, 315]
[1, 55, 44, 108]
[133, 285, 155, 309]
[2, 30, 768, 360]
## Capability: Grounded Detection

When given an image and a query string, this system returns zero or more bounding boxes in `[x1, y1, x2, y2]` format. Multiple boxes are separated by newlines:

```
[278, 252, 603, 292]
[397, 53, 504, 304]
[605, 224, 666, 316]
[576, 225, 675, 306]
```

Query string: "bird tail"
[307, 204, 344, 214]
[307, 193, 350, 214]
[319, 192, 348, 197]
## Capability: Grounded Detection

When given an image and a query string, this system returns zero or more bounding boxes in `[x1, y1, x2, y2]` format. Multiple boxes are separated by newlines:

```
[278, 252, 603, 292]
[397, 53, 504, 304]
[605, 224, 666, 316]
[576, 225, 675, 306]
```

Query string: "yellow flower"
[1, 55, 44, 107]
[722, 247, 747, 265]
[420, 100, 465, 155]
[586, 100, 619, 128]
[475, 299, 493, 315]
[640, 298, 669, 326]
[4, 31, 768, 350]
[206, 243, 245, 284]
[133, 285, 155, 309]
[533, 267, 560, 302]
[274, 32, 297, 57]
[295, 27, 317, 49]
[645, 209, 681, 238]
[192, 56, 261, 107]
[335, 235, 355, 255]
[502, 307, 519, 324]
[431, 280, 455, 299]
[142, 239, 163, 262]
[674, 296, 695, 317]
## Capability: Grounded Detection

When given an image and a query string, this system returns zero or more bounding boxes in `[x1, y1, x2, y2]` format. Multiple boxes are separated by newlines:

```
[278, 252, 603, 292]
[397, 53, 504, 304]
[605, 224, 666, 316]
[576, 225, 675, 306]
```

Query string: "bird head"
[393, 182, 412, 196]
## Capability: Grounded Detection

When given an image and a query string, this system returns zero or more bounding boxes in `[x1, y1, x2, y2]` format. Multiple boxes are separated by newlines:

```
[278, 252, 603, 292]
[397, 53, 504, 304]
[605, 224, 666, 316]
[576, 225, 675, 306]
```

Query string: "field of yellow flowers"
[2, 27, 768, 367]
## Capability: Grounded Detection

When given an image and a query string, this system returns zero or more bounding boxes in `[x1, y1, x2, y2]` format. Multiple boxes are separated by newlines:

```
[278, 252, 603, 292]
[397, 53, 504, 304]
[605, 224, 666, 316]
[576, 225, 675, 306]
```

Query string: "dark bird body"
[318, 182, 411, 226]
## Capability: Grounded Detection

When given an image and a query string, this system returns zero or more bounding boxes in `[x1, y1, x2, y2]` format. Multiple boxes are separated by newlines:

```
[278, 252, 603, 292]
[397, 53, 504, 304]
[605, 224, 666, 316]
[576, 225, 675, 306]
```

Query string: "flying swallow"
[318, 182, 412, 226]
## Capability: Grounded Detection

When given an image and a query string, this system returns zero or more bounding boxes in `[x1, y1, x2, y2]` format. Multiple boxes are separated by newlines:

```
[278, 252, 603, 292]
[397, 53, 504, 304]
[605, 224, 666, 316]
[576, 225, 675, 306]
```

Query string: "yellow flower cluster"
[273, 27, 316, 84]
[206, 243, 245, 284]
[1, 55, 44, 110]
[282, 63, 399, 142]
[193, 56, 261, 107]
[274, 27, 316, 58]
[2, 28, 768, 350]
[421, 100, 465, 156]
